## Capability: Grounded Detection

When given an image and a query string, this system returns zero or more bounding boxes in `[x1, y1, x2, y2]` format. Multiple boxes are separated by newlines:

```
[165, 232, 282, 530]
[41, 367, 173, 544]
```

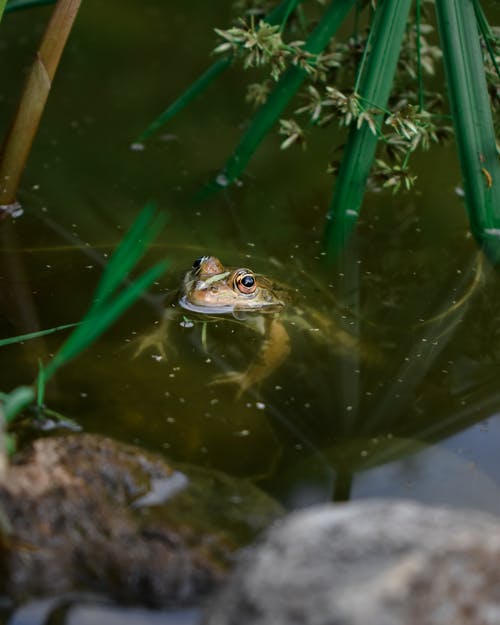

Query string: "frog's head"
[179, 256, 284, 315]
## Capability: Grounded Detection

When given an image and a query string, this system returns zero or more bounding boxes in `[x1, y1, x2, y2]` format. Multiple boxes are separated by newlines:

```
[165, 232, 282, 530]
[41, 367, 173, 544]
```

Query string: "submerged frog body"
[136, 255, 357, 396]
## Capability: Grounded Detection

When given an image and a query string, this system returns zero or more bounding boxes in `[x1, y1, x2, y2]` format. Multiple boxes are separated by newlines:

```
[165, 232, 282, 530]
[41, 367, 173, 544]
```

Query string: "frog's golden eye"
[234, 270, 256, 294]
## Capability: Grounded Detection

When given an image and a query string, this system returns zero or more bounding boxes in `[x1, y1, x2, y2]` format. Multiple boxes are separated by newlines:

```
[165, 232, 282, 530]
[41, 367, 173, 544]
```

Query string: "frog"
[135, 255, 359, 396]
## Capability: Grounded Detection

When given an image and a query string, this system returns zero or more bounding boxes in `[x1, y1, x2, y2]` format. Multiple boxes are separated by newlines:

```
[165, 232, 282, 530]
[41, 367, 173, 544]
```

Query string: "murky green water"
[2, 0, 500, 530]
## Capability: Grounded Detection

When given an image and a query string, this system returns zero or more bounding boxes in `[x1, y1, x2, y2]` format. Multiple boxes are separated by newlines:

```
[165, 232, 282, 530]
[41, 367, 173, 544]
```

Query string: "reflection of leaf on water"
[363, 253, 484, 434]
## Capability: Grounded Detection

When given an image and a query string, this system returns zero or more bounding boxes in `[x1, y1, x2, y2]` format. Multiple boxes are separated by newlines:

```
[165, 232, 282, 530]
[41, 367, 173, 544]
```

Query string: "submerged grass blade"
[137, 0, 303, 142]
[435, 0, 500, 263]
[0, 0, 7, 21]
[5, 0, 55, 12]
[210, 0, 356, 191]
[0, 322, 78, 348]
[324, 0, 413, 257]
[0, 0, 82, 206]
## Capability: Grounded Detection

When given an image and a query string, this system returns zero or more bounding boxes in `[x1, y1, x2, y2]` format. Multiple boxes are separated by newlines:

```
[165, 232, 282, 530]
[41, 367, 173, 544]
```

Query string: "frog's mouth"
[178, 294, 283, 316]
[178, 295, 238, 315]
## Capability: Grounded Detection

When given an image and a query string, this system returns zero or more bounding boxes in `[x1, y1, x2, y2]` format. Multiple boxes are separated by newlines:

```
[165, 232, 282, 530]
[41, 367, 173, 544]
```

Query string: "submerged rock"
[0, 434, 282, 607]
[203, 499, 500, 625]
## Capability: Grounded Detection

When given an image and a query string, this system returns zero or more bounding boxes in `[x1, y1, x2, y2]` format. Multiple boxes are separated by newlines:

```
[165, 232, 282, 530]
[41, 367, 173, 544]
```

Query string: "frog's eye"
[234, 270, 256, 294]
[192, 257, 203, 270]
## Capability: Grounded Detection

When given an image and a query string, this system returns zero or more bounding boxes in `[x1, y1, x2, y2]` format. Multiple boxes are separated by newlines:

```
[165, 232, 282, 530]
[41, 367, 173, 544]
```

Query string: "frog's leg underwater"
[211, 317, 291, 398]
[133, 315, 171, 360]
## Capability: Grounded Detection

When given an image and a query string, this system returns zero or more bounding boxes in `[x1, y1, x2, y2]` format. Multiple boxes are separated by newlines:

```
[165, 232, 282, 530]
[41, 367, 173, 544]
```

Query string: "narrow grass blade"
[5, 0, 56, 12]
[91, 201, 166, 307]
[44, 260, 168, 379]
[210, 0, 356, 191]
[137, 57, 233, 142]
[0, 0, 7, 21]
[266, 0, 304, 29]
[0, 0, 82, 205]
[36, 360, 45, 407]
[435, 0, 500, 263]
[0, 322, 78, 348]
[44, 203, 169, 380]
[137, 0, 303, 143]
[324, 0, 413, 257]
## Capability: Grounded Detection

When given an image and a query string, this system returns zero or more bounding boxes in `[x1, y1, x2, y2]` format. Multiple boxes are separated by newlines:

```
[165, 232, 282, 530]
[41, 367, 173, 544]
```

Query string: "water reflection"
[3, 201, 500, 517]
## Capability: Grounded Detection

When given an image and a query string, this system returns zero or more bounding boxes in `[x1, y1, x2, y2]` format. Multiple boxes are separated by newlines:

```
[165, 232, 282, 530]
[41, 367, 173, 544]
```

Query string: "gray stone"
[0, 434, 282, 607]
[203, 500, 500, 625]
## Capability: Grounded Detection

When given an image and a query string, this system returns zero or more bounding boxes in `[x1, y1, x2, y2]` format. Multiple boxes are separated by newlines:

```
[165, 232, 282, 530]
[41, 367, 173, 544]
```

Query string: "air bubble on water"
[130, 142, 145, 151]
[152, 354, 163, 362]
[216, 172, 230, 187]
[256, 402, 266, 410]
[180, 320, 194, 328]
[235, 429, 250, 437]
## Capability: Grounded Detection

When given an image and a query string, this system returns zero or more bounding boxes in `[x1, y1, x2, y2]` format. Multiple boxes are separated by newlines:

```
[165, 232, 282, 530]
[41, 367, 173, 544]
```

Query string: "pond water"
[2, 0, 500, 590]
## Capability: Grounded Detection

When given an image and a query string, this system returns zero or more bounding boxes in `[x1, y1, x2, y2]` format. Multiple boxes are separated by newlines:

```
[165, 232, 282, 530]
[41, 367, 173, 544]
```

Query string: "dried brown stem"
[0, 0, 82, 208]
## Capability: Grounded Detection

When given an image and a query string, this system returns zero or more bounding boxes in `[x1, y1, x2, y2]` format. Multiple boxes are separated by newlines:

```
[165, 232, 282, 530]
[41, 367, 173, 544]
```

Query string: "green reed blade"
[137, 0, 303, 142]
[473, 1, 500, 81]
[210, 0, 356, 191]
[44, 203, 169, 380]
[1, 386, 35, 423]
[137, 57, 233, 142]
[44, 260, 168, 380]
[435, 0, 500, 263]
[324, 0, 413, 257]
[5, 0, 55, 12]
[0, 322, 78, 348]
[267, 0, 304, 29]
[0, 0, 7, 21]
[91, 201, 166, 308]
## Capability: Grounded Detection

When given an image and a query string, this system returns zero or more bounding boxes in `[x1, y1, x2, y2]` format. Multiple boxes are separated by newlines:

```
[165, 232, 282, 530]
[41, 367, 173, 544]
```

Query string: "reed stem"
[0, 0, 81, 208]
[435, 0, 500, 264]
[324, 0, 412, 257]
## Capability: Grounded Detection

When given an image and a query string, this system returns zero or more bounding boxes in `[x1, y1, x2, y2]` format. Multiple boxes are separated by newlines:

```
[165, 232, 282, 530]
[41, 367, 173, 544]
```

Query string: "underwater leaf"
[435, 0, 500, 264]
[324, 0, 413, 257]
